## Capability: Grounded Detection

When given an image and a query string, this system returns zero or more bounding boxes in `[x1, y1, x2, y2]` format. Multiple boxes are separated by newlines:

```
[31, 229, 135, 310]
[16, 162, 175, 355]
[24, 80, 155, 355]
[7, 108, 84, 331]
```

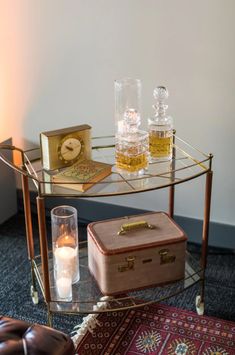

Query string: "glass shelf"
[22, 135, 211, 198]
[33, 242, 201, 314]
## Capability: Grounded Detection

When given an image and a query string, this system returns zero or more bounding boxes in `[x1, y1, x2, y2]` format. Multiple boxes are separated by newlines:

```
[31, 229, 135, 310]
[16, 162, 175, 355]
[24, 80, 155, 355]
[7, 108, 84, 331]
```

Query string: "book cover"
[52, 160, 112, 192]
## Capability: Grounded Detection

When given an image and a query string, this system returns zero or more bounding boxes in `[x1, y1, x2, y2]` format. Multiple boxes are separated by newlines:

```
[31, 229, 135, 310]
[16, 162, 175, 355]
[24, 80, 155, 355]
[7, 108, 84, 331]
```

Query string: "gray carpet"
[0, 213, 234, 336]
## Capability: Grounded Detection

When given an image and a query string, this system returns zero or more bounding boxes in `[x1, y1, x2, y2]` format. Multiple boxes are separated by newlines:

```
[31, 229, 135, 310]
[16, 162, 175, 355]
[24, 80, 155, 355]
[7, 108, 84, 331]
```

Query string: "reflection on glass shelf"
[34, 245, 201, 314]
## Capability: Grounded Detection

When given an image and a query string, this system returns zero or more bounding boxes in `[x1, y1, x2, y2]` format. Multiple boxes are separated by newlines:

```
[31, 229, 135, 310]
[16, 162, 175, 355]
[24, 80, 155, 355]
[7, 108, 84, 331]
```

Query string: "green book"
[52, 160, 112, 192]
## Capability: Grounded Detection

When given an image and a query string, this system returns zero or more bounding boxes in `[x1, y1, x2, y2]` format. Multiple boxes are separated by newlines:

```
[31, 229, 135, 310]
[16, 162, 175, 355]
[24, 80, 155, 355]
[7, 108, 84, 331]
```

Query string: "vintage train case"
[88, 212, 187, 295]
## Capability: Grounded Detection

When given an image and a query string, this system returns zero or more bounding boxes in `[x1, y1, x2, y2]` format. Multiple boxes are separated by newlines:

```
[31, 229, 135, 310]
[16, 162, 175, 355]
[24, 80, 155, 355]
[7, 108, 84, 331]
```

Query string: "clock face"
[58, 136, 84, 164]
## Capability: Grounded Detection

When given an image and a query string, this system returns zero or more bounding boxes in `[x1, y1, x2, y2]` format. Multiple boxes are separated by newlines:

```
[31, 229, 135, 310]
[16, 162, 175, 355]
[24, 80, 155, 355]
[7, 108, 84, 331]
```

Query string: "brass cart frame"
[0, 134, 213, 327]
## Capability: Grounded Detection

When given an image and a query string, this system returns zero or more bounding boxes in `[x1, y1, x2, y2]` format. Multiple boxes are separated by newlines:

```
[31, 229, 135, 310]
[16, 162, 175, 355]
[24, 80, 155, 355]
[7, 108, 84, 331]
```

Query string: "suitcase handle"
[118, 220, 156, 235]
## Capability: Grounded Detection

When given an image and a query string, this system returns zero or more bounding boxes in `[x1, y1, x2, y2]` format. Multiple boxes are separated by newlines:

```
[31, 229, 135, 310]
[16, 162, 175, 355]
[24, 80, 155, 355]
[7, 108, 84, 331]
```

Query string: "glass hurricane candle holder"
[51, 205, 80, 285]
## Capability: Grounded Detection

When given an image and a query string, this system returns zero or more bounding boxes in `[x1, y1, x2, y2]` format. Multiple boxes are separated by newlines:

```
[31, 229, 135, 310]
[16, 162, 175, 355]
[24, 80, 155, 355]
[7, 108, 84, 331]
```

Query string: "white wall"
[1, 0, 235, 225]
[0, 138, 17, 223]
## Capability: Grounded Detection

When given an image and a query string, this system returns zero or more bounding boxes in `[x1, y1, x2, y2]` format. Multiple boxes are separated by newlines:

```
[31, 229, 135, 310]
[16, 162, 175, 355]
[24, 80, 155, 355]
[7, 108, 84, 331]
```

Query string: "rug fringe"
[71, 296, 113, 347]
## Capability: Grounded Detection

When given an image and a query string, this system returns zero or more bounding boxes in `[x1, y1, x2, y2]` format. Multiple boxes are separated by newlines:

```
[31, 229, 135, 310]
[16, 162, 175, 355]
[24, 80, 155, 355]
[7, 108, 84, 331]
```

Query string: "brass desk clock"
[40, 124, 91, 170]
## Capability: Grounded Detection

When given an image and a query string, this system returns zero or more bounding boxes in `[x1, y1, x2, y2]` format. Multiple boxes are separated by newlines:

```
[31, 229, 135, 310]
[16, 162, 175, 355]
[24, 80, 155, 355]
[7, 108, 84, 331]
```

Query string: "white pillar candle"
[54, 246, 79, 283]
[56, 276, 72, 300]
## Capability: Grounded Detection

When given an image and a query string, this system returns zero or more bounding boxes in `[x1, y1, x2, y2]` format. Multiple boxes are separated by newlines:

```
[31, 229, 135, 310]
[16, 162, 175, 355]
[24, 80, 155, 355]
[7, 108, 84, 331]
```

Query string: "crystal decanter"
[115, 108, 149, 174]
[148, 86, 173, 161]
[114, 78, 149, 174]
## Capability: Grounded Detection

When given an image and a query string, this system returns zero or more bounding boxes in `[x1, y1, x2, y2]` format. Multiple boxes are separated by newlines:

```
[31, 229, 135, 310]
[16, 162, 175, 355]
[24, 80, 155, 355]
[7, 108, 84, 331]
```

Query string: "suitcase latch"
[118, 256, 135, 272]
[159, 249, 176, 264]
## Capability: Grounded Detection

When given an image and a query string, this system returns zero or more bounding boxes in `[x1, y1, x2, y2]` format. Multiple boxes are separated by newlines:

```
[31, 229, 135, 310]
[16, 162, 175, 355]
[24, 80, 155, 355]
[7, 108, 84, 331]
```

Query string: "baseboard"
[173, 215, 235, 251]
[17, 189, 235, 250]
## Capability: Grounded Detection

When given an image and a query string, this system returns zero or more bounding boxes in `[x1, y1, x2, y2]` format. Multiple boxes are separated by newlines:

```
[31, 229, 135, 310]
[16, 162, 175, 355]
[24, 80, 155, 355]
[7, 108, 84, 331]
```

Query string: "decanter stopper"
[123, 108, 140, 130]
[152, 86, 169, 120]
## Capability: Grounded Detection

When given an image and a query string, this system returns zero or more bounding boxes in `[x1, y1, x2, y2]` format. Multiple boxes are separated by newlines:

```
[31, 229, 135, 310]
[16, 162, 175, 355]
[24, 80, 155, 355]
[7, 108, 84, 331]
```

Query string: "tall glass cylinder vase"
[115, 78, 149, 174]
[114, 78, 142, 135]
[51, 206, 80, 292]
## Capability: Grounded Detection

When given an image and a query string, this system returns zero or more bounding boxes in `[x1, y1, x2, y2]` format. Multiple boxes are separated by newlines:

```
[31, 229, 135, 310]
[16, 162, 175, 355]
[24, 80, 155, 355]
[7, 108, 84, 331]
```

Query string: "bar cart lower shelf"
[0, 134, 213, 326]
[32, 243, 202, 315]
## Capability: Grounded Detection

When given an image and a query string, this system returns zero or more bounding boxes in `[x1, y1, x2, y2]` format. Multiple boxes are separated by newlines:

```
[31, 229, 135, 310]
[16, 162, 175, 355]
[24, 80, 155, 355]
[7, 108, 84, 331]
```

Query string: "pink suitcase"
[87, 212, 187, 295]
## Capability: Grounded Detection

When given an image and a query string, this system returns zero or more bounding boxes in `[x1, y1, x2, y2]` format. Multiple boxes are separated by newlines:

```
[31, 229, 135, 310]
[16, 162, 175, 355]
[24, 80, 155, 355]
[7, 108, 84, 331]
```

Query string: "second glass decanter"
[115, 78, 149, 175]
[148, 86, 173, 161]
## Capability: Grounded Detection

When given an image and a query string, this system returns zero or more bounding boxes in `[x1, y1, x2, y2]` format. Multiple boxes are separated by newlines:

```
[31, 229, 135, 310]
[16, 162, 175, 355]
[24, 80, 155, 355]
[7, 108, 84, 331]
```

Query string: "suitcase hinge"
[159, 249, 176, 264]
[118, 256, 135, 272]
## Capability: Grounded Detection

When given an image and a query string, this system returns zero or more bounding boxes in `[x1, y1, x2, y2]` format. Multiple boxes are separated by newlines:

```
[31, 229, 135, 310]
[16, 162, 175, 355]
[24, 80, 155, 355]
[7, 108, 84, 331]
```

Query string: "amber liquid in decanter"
[149, 131, 173, 159]
[115, 109, 149, 174]
[116, 150, 149, 173]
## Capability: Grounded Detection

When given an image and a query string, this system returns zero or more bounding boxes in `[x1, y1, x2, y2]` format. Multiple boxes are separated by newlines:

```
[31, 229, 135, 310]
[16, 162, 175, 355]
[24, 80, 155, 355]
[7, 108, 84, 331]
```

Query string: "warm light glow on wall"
[0, 1, 34, 148]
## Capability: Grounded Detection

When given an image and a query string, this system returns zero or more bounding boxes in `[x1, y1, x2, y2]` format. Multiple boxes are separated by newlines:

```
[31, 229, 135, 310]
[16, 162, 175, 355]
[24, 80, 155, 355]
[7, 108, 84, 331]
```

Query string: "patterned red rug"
[75, 303, 235, 354]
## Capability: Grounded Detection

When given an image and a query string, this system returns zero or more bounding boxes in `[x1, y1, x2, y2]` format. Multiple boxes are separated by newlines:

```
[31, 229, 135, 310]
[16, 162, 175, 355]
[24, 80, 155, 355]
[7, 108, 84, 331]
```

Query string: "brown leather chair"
[0, 316, 75, 354]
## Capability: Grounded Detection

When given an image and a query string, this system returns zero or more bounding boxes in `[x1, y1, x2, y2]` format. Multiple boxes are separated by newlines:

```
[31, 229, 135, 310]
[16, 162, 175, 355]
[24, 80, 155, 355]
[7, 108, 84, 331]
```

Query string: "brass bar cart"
[0, 135, 213, 326]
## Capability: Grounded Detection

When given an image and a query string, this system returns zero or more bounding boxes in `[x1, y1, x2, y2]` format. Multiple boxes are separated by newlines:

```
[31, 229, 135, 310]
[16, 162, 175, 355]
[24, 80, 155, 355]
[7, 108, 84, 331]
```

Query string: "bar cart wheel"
[196, 295, 204, 316]
[31, 286, 39, 305]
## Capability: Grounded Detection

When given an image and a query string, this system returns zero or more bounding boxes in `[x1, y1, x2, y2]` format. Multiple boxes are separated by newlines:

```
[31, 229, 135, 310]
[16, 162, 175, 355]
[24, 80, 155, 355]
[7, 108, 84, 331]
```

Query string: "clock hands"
[62, 150, 76, 157]
[62, 145, 81, 157]
[70, 144, 81, 149]
[65, 143, 81, 151]
[65, 145, 74, 151]
[60, 141, 82, 161]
